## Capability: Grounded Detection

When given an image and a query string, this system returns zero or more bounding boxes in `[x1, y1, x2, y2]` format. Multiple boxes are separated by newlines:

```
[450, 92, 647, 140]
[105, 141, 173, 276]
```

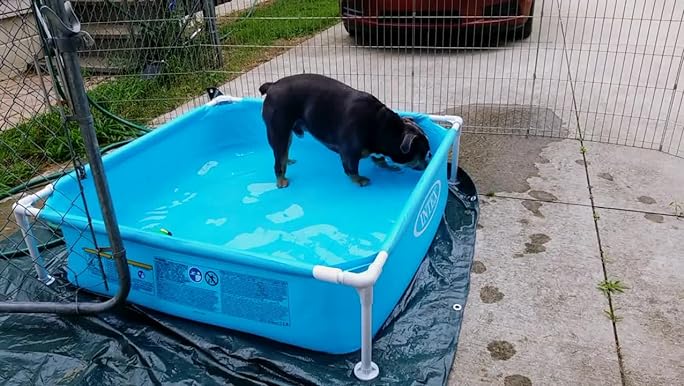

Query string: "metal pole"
[354, 286, 379, 381]
[0, 0, 130, 314]
[202, 0, 223, 68]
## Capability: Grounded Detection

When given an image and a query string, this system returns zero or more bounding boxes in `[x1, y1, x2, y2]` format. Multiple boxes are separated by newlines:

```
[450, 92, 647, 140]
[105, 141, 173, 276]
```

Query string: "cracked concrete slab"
[449, 197, 620, 385]
[596, 209, 684, 385]
[583, 142, 684, 215]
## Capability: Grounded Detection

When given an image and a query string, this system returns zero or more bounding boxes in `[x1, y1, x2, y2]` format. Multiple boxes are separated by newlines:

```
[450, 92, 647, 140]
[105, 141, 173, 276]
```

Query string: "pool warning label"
[132, 266, 155, 295]
[205, 271, 219, 286]
[83, 248, 155, 295]
[152, 257, 290, 326]
[219, 271, 290, 327]
[154, 258, 220, 313]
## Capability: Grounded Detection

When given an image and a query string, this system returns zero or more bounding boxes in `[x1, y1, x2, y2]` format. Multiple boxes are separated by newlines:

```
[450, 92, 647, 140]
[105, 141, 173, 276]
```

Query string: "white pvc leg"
[449, 129, 461, 184]
[354, 286, 379, 381]
[13, 207, 55, 286]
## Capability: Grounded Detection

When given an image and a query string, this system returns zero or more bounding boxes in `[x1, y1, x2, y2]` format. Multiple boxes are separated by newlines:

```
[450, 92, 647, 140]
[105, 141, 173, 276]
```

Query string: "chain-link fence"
[1, 0, 70, 305]
[71, 0, 684, 154]
[1, 1, 683, 307]
[1, 0, 135, 310]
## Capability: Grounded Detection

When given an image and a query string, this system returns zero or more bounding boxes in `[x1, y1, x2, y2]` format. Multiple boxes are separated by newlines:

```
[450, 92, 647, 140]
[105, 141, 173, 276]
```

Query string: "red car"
[341, 0, 535, 44]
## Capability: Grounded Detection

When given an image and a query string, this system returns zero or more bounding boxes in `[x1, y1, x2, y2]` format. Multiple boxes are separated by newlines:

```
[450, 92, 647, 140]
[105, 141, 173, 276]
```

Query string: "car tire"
[516, 1, 534, 40]
[343, 21, 356, 37]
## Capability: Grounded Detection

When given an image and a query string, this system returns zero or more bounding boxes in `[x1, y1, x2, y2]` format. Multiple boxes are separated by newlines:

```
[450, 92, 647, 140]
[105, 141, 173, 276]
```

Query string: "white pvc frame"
[313, 114, 463, 381]
[12, 184, 57, 286]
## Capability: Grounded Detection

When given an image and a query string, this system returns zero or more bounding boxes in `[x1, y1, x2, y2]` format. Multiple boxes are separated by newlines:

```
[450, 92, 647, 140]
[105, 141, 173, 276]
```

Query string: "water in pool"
[131, 134, 424, 266]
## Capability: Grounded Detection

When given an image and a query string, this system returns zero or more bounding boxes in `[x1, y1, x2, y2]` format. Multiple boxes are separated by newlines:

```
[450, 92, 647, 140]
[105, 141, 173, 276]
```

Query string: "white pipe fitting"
[428, 114, 463, 129]
[312, 250, 388, 288]
[11, 184, 56, 285]
[427, 114, 463, 184]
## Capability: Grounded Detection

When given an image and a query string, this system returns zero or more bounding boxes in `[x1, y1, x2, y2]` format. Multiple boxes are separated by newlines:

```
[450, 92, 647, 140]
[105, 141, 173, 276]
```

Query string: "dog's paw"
[371, 155, 400, 171]
[287, 159, 297, 165]
[277, 177, 290, 188]
[350, 175, 370, 187]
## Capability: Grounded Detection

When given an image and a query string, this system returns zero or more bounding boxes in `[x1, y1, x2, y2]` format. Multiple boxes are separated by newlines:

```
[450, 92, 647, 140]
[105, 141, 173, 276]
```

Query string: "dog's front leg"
[341, 153, 370, 187]
[370, 155, 400, 171]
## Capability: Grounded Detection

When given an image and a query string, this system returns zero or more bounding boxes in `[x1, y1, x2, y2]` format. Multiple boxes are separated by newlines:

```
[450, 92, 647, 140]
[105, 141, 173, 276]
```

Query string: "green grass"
[0, 0, 339, 197]
[220, 0, 339, 77]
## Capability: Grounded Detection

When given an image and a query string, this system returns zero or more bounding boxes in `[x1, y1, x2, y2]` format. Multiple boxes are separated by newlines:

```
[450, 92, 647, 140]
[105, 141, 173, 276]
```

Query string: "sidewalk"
[449, 134, 683, 385]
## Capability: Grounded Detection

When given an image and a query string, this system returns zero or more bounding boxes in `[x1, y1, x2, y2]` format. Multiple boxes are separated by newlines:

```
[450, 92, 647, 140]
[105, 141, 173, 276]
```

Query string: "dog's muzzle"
[408, 155, 430, 171]
[412, 151, 432, 170]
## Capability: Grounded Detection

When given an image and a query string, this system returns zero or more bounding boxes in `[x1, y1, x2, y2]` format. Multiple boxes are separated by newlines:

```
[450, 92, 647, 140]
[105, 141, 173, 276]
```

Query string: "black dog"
[259, 74, 431, 188]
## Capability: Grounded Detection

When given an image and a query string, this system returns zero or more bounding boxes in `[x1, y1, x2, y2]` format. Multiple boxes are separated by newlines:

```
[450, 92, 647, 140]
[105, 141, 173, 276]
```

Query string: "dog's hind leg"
[264, 111, 292, 188]
[285, 133, 296, 166]
[286, 121, 305, 166]
[269, 133, 292, 188]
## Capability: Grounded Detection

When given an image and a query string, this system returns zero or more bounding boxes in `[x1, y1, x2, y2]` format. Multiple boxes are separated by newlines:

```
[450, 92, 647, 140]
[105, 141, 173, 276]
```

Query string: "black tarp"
[0, 168, 478, 386]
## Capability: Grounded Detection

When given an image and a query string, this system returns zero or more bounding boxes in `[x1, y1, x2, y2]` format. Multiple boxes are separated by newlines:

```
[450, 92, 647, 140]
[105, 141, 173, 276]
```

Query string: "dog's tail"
[259, 82, 274, 95]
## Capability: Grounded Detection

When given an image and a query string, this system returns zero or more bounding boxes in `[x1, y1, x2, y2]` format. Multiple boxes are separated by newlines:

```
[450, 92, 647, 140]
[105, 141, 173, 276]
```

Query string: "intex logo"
[414, 180, 442, 237]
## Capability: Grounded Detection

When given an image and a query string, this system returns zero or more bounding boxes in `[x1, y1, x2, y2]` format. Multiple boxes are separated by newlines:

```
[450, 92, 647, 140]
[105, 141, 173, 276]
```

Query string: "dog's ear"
[401, 117, 416, 126]
[402, 117, 426, 134]
[401, 133, 417, 154]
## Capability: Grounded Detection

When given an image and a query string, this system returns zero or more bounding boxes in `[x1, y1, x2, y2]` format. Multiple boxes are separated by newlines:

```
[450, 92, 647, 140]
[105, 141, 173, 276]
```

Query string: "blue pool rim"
[38, 97, 458, 278]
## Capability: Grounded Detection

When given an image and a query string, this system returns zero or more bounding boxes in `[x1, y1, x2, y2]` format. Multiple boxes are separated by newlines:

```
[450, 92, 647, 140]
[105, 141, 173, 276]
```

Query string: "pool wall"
[33, 96, 461, 364]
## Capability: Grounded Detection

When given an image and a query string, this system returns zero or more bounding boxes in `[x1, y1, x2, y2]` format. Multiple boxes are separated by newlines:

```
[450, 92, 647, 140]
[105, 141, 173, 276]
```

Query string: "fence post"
[202, 0, 223, 68]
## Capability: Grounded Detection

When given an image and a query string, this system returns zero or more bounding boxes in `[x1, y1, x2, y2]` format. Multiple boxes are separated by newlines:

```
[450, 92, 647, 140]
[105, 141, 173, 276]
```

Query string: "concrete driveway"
[160, 1, 684, 384]
[203, 0, 684, 158]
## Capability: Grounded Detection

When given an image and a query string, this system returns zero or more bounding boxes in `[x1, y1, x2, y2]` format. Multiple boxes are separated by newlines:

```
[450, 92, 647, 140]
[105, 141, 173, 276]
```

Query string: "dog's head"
[386, 117, 431, 171]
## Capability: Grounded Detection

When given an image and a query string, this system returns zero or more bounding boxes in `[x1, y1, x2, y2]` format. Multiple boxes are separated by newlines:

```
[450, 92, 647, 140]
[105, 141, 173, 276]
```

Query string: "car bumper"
[341, 0, 531, 32]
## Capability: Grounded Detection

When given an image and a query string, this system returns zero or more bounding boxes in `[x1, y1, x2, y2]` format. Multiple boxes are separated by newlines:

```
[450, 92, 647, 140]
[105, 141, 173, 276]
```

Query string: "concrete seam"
[555, 1, 627, 383]
[478, 194, 683, 219]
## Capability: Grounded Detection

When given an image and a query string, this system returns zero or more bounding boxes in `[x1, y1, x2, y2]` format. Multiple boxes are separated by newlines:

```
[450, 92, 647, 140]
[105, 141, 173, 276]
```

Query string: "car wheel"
[343, 21, 356, 37]
[516, 1, 534, 40]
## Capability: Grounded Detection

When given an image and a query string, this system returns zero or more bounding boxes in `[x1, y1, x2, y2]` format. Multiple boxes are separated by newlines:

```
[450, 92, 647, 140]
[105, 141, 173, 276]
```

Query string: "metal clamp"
[39, 1, 94, 53]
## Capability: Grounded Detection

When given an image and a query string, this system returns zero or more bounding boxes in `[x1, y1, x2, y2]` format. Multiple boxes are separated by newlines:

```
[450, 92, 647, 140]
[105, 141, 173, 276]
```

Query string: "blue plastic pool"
[37, 95, 460, 356]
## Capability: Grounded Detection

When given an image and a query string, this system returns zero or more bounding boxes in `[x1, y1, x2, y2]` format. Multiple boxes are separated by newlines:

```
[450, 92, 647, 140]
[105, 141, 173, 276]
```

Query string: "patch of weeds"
[598, 279, 628, 295]
[580, 145, 588, 154]
[603, 307, 623, 323]
[485, 192, 496, 197]
[593, 212, 601, 220]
